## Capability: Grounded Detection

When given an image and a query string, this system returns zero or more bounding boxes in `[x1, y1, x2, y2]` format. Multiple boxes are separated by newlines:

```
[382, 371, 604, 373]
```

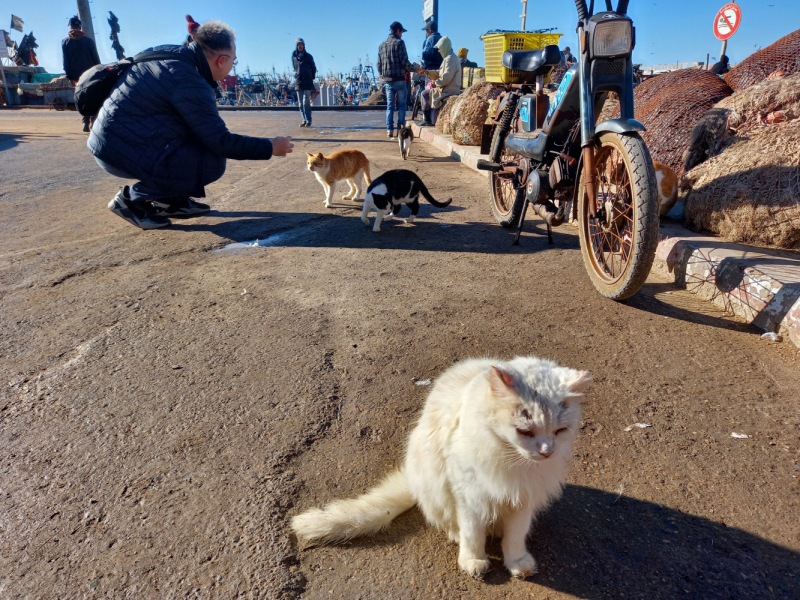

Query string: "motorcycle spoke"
[585, 145, 637, 282]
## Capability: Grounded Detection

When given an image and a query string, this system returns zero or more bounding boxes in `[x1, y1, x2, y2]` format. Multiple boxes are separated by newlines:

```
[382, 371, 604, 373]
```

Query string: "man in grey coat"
[292, 38, 317, 127]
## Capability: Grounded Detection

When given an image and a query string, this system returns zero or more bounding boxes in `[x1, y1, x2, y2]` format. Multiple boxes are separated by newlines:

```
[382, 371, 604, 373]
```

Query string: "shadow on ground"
[176, 208, 579, 256]
[627, 282, 758, 333]
[342, 485, 798, 599]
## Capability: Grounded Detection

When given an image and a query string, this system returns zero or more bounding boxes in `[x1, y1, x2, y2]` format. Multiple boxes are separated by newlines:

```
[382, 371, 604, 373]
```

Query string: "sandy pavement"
[1, 110, 798, 599]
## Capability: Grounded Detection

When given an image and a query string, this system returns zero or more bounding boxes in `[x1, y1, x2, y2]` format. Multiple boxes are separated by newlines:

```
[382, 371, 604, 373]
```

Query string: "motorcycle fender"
[595, 118, 646, 136]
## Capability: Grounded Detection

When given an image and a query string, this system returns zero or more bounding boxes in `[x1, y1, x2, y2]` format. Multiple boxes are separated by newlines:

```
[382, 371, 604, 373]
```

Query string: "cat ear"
[306, 152, 314, 157]
[488, 366, 516, 396]
[317, 152, 324, 158]
[566, 370, 592, 394]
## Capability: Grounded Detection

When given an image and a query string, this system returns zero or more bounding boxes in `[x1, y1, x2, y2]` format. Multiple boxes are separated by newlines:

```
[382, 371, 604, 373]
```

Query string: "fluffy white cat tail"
[291, 471, 414, 546]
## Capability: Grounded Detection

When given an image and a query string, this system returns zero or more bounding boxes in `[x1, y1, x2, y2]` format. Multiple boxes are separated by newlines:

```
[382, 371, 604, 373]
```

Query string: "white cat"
[291, 356, 590, 579]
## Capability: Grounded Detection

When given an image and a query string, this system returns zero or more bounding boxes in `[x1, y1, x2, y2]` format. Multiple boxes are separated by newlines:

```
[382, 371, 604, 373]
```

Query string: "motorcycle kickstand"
[547, 222, 554, 245]
[513, 200, 530, 246]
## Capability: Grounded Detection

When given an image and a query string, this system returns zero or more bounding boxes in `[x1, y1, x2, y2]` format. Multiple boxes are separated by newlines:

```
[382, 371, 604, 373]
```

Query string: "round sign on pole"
[713, 3, 741, 41]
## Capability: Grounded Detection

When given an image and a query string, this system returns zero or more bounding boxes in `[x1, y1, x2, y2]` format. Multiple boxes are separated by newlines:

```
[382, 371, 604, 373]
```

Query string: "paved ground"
[1, 110, 799, 600]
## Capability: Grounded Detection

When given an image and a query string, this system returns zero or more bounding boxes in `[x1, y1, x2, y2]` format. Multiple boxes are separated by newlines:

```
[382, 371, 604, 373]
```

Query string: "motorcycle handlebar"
[617, 0, 630, 14]
[574, 0, 589, 22]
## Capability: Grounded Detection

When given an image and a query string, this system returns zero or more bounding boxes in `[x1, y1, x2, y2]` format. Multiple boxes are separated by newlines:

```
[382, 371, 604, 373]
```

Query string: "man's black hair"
[68, 16, 81, 28]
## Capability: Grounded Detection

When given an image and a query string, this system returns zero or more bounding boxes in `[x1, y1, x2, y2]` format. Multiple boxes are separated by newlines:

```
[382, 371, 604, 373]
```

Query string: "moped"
[478, 0, 659, 299]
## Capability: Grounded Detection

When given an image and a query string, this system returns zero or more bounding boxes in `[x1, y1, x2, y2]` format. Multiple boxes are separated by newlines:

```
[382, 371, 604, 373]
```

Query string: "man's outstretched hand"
[272, 136, 294, 157]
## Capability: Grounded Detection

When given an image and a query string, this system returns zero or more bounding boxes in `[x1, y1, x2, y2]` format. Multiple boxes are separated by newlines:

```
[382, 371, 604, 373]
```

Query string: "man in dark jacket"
[89, 20, 294, 230]
[421, 21, 443, 71]
[62, 16, 101, 132]
[377, 21, 415, 138]
[292, 39, 316, 127]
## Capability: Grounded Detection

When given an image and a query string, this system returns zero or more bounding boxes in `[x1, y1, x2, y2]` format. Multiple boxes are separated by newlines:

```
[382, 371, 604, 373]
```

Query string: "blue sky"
[14, 0, 800, 78]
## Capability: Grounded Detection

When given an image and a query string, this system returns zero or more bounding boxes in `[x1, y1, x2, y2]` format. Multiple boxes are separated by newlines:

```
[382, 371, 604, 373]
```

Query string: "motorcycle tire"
[488, 115, 526, 228]
[577, 131, 659, 300]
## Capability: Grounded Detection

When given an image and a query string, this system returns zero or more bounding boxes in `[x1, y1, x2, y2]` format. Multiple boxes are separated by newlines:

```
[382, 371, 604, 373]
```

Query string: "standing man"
[377, 21, 414, 139]
[62, 16, 101, 132]
[89, 20, 293, 230]
[421, 21, 443, 71]
[292, 38, 316, 127]
[562, 46, 577, 66]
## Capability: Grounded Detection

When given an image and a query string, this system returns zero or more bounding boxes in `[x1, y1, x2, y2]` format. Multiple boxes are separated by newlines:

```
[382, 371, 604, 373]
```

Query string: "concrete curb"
[409, 122, 800, 348]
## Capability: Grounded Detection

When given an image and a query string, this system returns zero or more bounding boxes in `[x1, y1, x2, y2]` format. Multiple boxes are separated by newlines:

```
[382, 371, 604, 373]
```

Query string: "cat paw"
[372, 227, 381, 233]
[504, 553, 537, 579]
[324, 203, 333, 209]
[459, 557, 491, 579]
[361, 218, 370, 226]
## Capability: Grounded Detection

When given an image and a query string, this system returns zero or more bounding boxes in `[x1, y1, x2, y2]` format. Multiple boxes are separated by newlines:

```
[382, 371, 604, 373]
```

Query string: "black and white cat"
[398, 126, 413, 160]
[361, 170, 452, 232]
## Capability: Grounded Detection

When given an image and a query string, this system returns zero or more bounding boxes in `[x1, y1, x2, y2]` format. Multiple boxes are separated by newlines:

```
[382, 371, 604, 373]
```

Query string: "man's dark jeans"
[95, 140, 226, 202]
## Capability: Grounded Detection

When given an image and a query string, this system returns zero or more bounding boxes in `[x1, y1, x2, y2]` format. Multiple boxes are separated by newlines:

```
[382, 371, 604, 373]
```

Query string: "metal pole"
[521, 0, 528, 31]
[433, 0, 439, 26]
[0, 61, 10, 106]
[718, 0, 735, 61]
[76, 0, 96, 43]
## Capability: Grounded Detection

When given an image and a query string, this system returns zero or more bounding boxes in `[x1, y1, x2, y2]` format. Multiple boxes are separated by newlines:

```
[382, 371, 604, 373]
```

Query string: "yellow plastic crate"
[462, 67, 485, 89]
[481, 32, 563, 83]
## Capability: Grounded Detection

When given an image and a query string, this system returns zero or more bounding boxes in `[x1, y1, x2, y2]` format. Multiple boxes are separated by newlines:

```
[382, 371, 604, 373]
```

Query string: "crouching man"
[88, 20, 293, 229]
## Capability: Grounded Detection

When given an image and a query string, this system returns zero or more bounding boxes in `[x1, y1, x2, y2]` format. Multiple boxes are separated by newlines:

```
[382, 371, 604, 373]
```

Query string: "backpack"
[75, 50, 195, 117]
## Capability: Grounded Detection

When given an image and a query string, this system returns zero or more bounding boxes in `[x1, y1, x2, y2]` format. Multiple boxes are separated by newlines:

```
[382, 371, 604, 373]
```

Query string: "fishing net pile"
[724, 28, 800, 91]
[448, 81, 502, 146]
[360, 88, 386, 106]
[682, 72, 800, 249]
[627, 69, 733, 176]
[684, 72, 800, 171]
[435, 94, 460, 135]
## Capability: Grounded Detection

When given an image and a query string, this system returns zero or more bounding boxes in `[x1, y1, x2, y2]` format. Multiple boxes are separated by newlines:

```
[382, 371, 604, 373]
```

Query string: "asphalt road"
[1, 110, 798, 600]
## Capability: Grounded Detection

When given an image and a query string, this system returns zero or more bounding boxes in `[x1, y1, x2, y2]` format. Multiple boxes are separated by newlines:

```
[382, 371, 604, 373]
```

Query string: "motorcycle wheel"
[577, 132, 659, 300]
[488, 121, 526, 228]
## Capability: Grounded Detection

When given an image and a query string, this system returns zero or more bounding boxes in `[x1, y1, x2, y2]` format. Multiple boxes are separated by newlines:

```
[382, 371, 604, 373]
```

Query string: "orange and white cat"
[306, 150, 372, 208]
[654, 161, 678, 217]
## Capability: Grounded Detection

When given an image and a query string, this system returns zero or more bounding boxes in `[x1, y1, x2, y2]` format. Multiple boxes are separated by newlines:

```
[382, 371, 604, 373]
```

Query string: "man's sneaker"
[300, 122, 308, 127]
[108, 187, 171, 230]
[151, 196, 211, 218]
[82, 122, 91, 133]
[387, 130, 394, 138]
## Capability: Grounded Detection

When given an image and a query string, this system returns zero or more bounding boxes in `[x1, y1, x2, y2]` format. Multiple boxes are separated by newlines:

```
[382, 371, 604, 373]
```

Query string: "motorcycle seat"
[502, 45, 563, 76]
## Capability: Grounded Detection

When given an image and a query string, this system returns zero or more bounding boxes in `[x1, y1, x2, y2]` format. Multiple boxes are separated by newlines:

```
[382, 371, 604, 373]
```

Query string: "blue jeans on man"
[297, 89, 313, 125]
[384, 80, 407, 134]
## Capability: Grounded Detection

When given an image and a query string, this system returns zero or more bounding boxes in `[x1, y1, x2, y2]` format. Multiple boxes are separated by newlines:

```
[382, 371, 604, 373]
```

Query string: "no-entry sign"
[713, 3, 741, 41]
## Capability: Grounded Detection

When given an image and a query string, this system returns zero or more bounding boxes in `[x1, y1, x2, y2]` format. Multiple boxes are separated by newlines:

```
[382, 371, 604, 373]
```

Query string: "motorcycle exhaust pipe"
[532, 200, 565, 227]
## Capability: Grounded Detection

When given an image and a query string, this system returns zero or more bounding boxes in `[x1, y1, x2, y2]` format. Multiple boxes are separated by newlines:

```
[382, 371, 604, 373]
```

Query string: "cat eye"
[554, 427, 568, 435]
[516, 428, 535, 438]
[521, 409, 531, 420]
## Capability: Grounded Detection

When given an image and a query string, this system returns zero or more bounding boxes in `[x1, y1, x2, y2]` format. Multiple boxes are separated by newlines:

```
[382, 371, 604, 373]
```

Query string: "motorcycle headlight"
[593, 20, 633, 57]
